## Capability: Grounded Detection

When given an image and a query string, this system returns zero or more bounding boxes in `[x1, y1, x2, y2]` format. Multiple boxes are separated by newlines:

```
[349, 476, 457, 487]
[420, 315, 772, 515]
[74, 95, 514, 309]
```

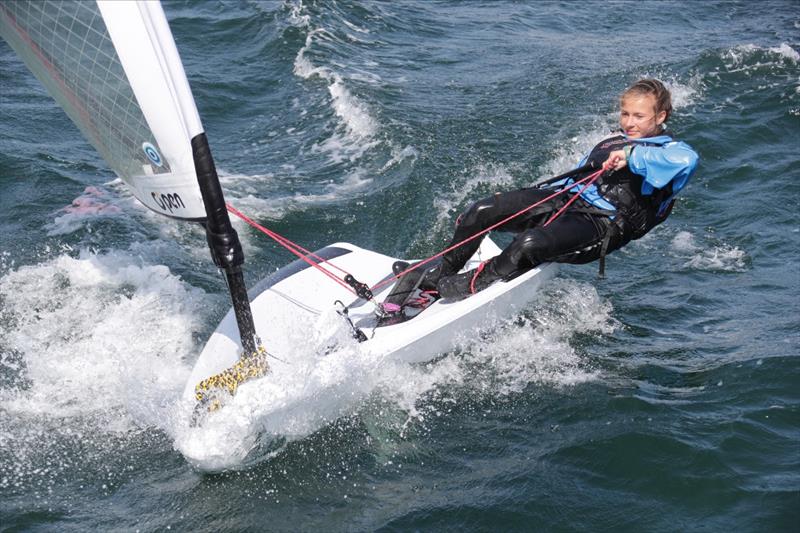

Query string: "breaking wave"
[429, 163, 521, 238]
[670, 231, 749, 272]
[173, 276, 610, 471]
[288, 2, 379, 164]
[0, 247, 207, 490]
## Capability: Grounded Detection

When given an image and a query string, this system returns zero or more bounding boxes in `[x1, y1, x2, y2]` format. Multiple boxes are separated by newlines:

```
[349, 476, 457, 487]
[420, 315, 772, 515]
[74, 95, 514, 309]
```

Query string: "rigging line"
[226, 204, 357, 295]
[543, 169, 605, 226]
[226, 204, 349, 275]
[225, 168, 605, 302]
[270, 287, 324, 315]
[369, 168, 605, 293]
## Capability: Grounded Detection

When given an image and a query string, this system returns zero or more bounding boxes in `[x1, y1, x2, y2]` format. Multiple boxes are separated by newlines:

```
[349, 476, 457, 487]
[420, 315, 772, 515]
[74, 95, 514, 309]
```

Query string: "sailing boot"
[436, 259, 504, 300]
[382, 258, 445, 311]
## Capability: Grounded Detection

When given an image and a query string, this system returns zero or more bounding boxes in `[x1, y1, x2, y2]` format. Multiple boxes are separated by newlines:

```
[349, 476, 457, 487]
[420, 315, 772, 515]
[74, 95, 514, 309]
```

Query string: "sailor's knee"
[509, 228, 553, 263]
[457, 196, 496, 228]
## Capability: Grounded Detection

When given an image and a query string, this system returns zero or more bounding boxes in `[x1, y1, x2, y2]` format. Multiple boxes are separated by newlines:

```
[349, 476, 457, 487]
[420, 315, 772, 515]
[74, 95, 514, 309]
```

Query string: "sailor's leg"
[383, 257, 443, 310]
[437, 212, 608, 300]
[498, 212, 608, 269]
[441, 188, 554, 276]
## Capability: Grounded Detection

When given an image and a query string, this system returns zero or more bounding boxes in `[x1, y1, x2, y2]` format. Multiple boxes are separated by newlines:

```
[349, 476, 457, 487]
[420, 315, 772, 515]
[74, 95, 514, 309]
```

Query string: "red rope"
[226, 204, 356, 295]
[369, 168, 605, 293]
[225, 167, 606, 302]
[469, 260, 489, 294]
[543, 169, 604, 226]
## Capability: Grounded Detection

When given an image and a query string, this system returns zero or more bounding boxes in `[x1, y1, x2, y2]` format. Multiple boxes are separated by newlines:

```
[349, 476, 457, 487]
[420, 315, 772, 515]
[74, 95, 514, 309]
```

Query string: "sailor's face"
[619, 94, 666, 139]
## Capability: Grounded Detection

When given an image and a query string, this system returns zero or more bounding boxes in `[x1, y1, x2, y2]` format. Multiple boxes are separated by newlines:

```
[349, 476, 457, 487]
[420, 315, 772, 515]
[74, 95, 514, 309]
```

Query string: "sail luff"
[136, 0, 204, 139]
[96, 0, 206, 220]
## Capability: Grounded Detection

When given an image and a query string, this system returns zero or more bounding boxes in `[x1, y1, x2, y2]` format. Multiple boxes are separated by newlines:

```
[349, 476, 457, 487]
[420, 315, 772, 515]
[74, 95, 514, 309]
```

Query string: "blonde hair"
[622, 79, 672, 122]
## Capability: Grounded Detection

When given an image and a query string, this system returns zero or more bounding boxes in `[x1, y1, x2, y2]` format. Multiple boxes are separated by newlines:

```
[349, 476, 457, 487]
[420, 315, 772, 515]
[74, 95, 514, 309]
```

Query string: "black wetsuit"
[383, 130, 697, 306]
[439, 131, 688, 279]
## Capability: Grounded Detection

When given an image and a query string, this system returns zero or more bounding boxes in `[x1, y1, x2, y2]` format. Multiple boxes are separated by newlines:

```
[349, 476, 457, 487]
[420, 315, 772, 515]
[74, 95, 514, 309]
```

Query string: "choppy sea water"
[1, 0, 798, 530]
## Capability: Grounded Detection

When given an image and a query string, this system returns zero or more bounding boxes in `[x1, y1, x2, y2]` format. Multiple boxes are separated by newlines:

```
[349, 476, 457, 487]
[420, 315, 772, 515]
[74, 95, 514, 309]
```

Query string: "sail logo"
[142, 142, 163, 167]
[152, 191, 185, 213]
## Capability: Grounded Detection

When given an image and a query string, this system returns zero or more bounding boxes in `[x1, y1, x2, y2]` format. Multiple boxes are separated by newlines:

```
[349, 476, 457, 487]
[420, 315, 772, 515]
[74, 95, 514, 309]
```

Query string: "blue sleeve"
[628, 141, 699, 195]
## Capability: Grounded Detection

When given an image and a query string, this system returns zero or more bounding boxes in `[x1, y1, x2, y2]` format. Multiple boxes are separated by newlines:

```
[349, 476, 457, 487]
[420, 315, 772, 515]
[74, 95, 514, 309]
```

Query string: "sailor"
[388, 78, 699, 304]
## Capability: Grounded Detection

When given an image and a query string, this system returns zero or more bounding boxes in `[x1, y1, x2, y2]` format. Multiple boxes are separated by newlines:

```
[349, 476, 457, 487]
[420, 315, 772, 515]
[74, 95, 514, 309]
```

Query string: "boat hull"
[177, 239, 557, 470]
[183, 238, 558, 402]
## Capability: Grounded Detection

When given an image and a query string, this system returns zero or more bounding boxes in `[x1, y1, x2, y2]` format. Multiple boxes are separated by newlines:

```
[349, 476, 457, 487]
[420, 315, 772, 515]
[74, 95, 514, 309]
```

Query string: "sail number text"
[152, 192, 185, 213]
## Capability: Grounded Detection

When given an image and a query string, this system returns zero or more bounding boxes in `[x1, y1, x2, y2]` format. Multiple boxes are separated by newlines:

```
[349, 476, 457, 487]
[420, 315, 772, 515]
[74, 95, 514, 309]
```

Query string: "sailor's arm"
[604, 141, 699, 193]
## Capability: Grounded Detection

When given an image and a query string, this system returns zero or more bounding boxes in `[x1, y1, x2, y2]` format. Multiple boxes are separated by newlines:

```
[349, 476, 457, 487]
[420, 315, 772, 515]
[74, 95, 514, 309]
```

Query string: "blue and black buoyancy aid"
[563, 130, 699, 239]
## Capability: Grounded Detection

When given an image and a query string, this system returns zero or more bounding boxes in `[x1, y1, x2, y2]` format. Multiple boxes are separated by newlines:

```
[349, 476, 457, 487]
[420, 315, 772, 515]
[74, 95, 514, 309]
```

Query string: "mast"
[192, 133, 258, 356]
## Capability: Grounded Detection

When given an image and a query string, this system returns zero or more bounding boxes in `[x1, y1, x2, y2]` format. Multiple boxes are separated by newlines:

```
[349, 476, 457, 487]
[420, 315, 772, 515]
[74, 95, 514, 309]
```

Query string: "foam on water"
[286, 1, 417, 179]
[670, 230, 749, 272]
[720, 42, 800, 76]
[540, 126, 611, 179]
[220, 170, 374, 222]
[769, 43, 799, 62]
[391, 279, 611, 419]
[173, 277, 609, 471]
[449, 279, 610, 397]
[45, 181, 227, 272]
[0, 250, 212, 476]
[0, 246, 210, 489]
[45, 186, 122, 236]
[0, 248, 202, 419]
[293, 25, 378, 163]
[664, 76, 702, 109]
[286, 0, 310, 28]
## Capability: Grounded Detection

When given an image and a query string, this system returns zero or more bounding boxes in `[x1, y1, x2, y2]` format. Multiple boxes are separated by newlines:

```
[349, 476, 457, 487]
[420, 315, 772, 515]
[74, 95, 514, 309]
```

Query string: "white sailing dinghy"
[185, 238, 558, 395]
[1, 0, 557, 469]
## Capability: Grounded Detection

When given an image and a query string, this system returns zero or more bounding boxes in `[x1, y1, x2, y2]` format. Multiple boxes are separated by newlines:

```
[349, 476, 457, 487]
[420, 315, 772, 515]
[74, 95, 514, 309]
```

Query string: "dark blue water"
[1, 1, 798, 530]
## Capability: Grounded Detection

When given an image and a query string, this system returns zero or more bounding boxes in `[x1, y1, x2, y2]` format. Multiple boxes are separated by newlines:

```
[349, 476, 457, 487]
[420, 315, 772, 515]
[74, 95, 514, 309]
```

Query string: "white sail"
[0, 0, 207, 220]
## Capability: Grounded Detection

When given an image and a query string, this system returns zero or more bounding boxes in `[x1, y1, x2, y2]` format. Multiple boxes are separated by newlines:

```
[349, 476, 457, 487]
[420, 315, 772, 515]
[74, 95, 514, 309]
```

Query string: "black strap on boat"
[598, 233, 610, 278]
[597, 217, 625, 278]
[344, 274, 374, 301]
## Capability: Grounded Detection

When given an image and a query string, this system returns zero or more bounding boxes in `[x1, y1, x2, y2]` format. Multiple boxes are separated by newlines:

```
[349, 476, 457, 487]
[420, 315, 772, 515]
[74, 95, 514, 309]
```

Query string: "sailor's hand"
[602, 150, 628, 172]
